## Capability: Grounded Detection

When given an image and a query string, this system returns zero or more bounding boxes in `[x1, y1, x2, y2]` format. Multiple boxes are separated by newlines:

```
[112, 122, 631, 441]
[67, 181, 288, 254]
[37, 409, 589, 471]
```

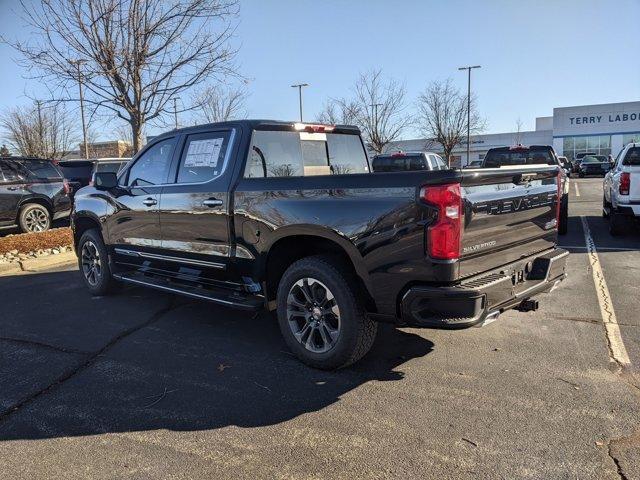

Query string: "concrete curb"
[0, 251, 77, 276]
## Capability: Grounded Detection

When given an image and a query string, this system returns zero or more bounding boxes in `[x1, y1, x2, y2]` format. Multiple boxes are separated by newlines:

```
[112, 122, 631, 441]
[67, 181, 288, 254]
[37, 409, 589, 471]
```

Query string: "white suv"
[603, 143, 640, 235]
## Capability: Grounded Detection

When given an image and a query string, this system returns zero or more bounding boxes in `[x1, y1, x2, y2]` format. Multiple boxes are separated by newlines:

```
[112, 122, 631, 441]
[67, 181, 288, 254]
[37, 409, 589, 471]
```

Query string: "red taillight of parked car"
[620, 172, 631, 195]
[63, 179, 71, 195]
[420, 183, 462, 260]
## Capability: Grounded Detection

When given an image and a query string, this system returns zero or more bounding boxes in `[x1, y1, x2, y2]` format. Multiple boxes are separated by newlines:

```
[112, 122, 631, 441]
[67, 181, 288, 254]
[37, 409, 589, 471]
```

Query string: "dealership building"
[385, 100, 640, 167]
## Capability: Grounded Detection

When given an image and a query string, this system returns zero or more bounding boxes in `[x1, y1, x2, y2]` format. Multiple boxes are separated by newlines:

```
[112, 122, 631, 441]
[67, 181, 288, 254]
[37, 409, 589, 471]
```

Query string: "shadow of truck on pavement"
[0, 269, 434, 441]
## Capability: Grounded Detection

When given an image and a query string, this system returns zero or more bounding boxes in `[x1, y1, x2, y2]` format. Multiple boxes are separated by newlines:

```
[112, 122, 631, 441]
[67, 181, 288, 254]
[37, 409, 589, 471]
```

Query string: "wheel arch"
[72, 213, 103, 251]
[17, 195, 54, 221]
[261, 229, 376, 313]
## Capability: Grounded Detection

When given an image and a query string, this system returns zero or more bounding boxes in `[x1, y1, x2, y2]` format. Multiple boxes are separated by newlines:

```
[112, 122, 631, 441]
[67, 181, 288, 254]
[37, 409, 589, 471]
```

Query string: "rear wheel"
[78, 229, 119, 295]
[276, 255, 377, 370]
[19, 204, 51, 233]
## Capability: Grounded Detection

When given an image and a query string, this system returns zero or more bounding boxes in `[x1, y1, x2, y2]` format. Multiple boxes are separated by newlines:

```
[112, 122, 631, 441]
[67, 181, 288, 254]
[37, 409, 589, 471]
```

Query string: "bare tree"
[194, 84, 247, 123]
[416, 79, 483, 166]
[7, 0, 239, 153]
[513, 117, 524, 145]
[316, 98, 361, 126]
[1, 101, 76, 158]
[351, 69, 412, 154]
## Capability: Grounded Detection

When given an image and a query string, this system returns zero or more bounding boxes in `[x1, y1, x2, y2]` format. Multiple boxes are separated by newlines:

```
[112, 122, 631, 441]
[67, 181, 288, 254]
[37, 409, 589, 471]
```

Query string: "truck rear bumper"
[400, 248, 569, 329]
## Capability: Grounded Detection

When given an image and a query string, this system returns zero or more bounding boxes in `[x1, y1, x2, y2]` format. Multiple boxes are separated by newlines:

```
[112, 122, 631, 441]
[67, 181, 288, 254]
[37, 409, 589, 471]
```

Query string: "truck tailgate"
[459, 166, 559, 278]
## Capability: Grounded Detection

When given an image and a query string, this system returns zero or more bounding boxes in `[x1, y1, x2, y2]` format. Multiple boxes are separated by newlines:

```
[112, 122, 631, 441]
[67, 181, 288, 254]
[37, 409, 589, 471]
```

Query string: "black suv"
[0, 157, 72, 233]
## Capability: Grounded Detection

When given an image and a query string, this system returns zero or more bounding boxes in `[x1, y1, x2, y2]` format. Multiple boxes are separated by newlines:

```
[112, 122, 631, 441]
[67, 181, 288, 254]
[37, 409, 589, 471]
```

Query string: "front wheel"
[78, 229, 119, 295]
[276, 255, 377, 370]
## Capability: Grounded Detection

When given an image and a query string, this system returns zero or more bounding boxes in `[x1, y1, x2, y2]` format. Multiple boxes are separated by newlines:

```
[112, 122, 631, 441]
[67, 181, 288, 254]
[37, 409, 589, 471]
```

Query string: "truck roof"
[155, 120, 361, 140]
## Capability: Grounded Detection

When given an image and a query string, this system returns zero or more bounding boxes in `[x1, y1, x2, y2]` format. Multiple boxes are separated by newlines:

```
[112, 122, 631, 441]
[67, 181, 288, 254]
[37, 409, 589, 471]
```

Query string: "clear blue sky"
[1, 0, 639, 141]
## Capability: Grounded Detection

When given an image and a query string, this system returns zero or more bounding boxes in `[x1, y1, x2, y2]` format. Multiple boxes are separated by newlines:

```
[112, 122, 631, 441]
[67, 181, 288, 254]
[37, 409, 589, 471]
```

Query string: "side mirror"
[94, 171, 118, 190]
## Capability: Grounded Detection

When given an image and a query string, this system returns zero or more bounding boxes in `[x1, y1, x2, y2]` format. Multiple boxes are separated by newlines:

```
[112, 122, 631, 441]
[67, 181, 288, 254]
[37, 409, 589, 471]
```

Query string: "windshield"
[483, 148, 555, 168]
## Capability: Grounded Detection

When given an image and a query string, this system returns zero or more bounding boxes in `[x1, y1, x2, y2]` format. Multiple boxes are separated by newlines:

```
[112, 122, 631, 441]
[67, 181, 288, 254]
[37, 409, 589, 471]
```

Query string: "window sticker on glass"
[184, 138, 224, 168]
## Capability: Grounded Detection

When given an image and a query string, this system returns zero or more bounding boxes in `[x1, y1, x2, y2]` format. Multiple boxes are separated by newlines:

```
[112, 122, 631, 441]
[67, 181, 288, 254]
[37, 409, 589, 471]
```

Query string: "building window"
[562, 135, 611, 161]
[623, 133, 640, 146]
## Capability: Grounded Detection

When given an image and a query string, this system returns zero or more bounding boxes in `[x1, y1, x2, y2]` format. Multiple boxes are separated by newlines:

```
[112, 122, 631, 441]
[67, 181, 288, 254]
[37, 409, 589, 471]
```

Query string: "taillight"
[620, 172, 630, 195]
[63, 179, 71, 195]
[421, 183, 462, 260]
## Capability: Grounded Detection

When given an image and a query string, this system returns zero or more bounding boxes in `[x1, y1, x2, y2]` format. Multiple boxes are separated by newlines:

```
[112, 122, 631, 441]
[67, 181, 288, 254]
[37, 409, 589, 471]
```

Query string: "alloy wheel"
[286, 277, 341, 353]
[24, 207, 49, 232]
[81, 240, 102, 286]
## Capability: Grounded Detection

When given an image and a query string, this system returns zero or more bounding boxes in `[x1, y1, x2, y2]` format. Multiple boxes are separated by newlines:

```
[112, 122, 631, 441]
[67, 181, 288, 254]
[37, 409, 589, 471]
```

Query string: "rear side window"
[244, 130, 369, 178]
[371, 154, 427, 172]
[0, 160, 26, 183]
[623, 147, 640, 166]
[483, 148, 555, 168]
[23, 160, 62, 180]
[175, 131, 232, 184]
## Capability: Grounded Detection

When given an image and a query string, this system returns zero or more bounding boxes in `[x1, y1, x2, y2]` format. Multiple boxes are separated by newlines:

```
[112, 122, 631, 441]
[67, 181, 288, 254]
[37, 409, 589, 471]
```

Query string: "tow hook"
[516, 299, 539, 312]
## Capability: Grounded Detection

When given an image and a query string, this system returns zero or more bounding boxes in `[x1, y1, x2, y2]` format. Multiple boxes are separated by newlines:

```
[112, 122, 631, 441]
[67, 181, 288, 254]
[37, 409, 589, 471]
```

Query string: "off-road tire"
[276, 255, 377, 370]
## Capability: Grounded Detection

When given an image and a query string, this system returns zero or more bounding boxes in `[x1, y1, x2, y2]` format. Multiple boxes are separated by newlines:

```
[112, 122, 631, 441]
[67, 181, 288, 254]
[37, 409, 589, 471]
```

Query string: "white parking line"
[580, 216, 631, 366]
[574, 182, 580, 197]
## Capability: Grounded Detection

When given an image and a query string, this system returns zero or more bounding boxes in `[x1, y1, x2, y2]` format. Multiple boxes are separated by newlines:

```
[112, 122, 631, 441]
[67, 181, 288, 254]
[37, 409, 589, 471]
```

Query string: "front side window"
[126, 138, 176, 187]
[175, 131, 232, 184]
[244, 130, 369, 178]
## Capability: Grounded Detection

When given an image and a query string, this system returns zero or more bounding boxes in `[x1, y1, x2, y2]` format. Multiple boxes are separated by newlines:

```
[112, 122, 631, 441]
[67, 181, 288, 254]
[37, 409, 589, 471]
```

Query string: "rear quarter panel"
[233, 170, 460, 315]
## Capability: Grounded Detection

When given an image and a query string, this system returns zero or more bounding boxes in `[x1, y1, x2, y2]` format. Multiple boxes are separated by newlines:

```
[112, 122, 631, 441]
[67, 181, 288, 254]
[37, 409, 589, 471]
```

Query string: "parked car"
[371, 151, 448, 172]
[572, 151, 598, 173]
[72, 120, 568, 369]
[0, 156, 71, 233]
[57, 160, 95, 199]
[93, 159, 129, 175]
[578, 155, 611, 177]
[603, 143, 640, 235]
[464, 160, 483, 169]
[481, 144, 569, 235]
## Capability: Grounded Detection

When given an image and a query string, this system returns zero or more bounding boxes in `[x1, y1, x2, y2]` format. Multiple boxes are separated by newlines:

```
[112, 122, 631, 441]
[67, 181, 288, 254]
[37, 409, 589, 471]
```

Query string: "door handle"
[142, 198, 157, 206]
[7, 186, 19, 191]
[203, 199, 223, 207]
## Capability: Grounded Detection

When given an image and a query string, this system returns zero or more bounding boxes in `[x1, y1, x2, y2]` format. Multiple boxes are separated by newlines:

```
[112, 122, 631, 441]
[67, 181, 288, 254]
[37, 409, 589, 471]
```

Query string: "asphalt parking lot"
[0, 177, 638, 479]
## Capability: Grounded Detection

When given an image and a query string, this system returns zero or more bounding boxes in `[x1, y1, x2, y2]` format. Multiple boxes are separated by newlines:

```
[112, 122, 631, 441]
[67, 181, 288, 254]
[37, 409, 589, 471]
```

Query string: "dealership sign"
[569, 112, 640, 125]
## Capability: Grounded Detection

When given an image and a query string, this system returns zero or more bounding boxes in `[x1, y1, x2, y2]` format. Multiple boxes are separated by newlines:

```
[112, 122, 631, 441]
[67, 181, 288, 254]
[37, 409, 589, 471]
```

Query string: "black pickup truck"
[72, 120, 568, 369]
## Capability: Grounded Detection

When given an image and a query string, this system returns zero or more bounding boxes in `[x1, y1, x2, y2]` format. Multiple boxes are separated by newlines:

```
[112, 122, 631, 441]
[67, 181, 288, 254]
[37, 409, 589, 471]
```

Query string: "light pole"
[291, 83, 309, 122]
[70, 59, 89, 159]
[458, 65, 481, 166]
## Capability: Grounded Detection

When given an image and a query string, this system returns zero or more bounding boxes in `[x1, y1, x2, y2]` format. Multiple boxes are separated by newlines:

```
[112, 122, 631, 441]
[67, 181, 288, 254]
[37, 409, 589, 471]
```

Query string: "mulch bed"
[0, 227, 73, 255]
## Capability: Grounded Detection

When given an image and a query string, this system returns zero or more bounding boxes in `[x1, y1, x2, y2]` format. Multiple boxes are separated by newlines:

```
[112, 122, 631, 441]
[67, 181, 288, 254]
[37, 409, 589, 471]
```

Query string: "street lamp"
[458, 65, 481, 166]
[173, 97, 181, 129]
[70, 59, 89, 159]
[291, 83, 309, 122]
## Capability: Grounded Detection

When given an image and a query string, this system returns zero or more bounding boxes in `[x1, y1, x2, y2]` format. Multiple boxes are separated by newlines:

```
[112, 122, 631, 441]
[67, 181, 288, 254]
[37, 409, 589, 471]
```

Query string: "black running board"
[113, 272, 263, 311]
